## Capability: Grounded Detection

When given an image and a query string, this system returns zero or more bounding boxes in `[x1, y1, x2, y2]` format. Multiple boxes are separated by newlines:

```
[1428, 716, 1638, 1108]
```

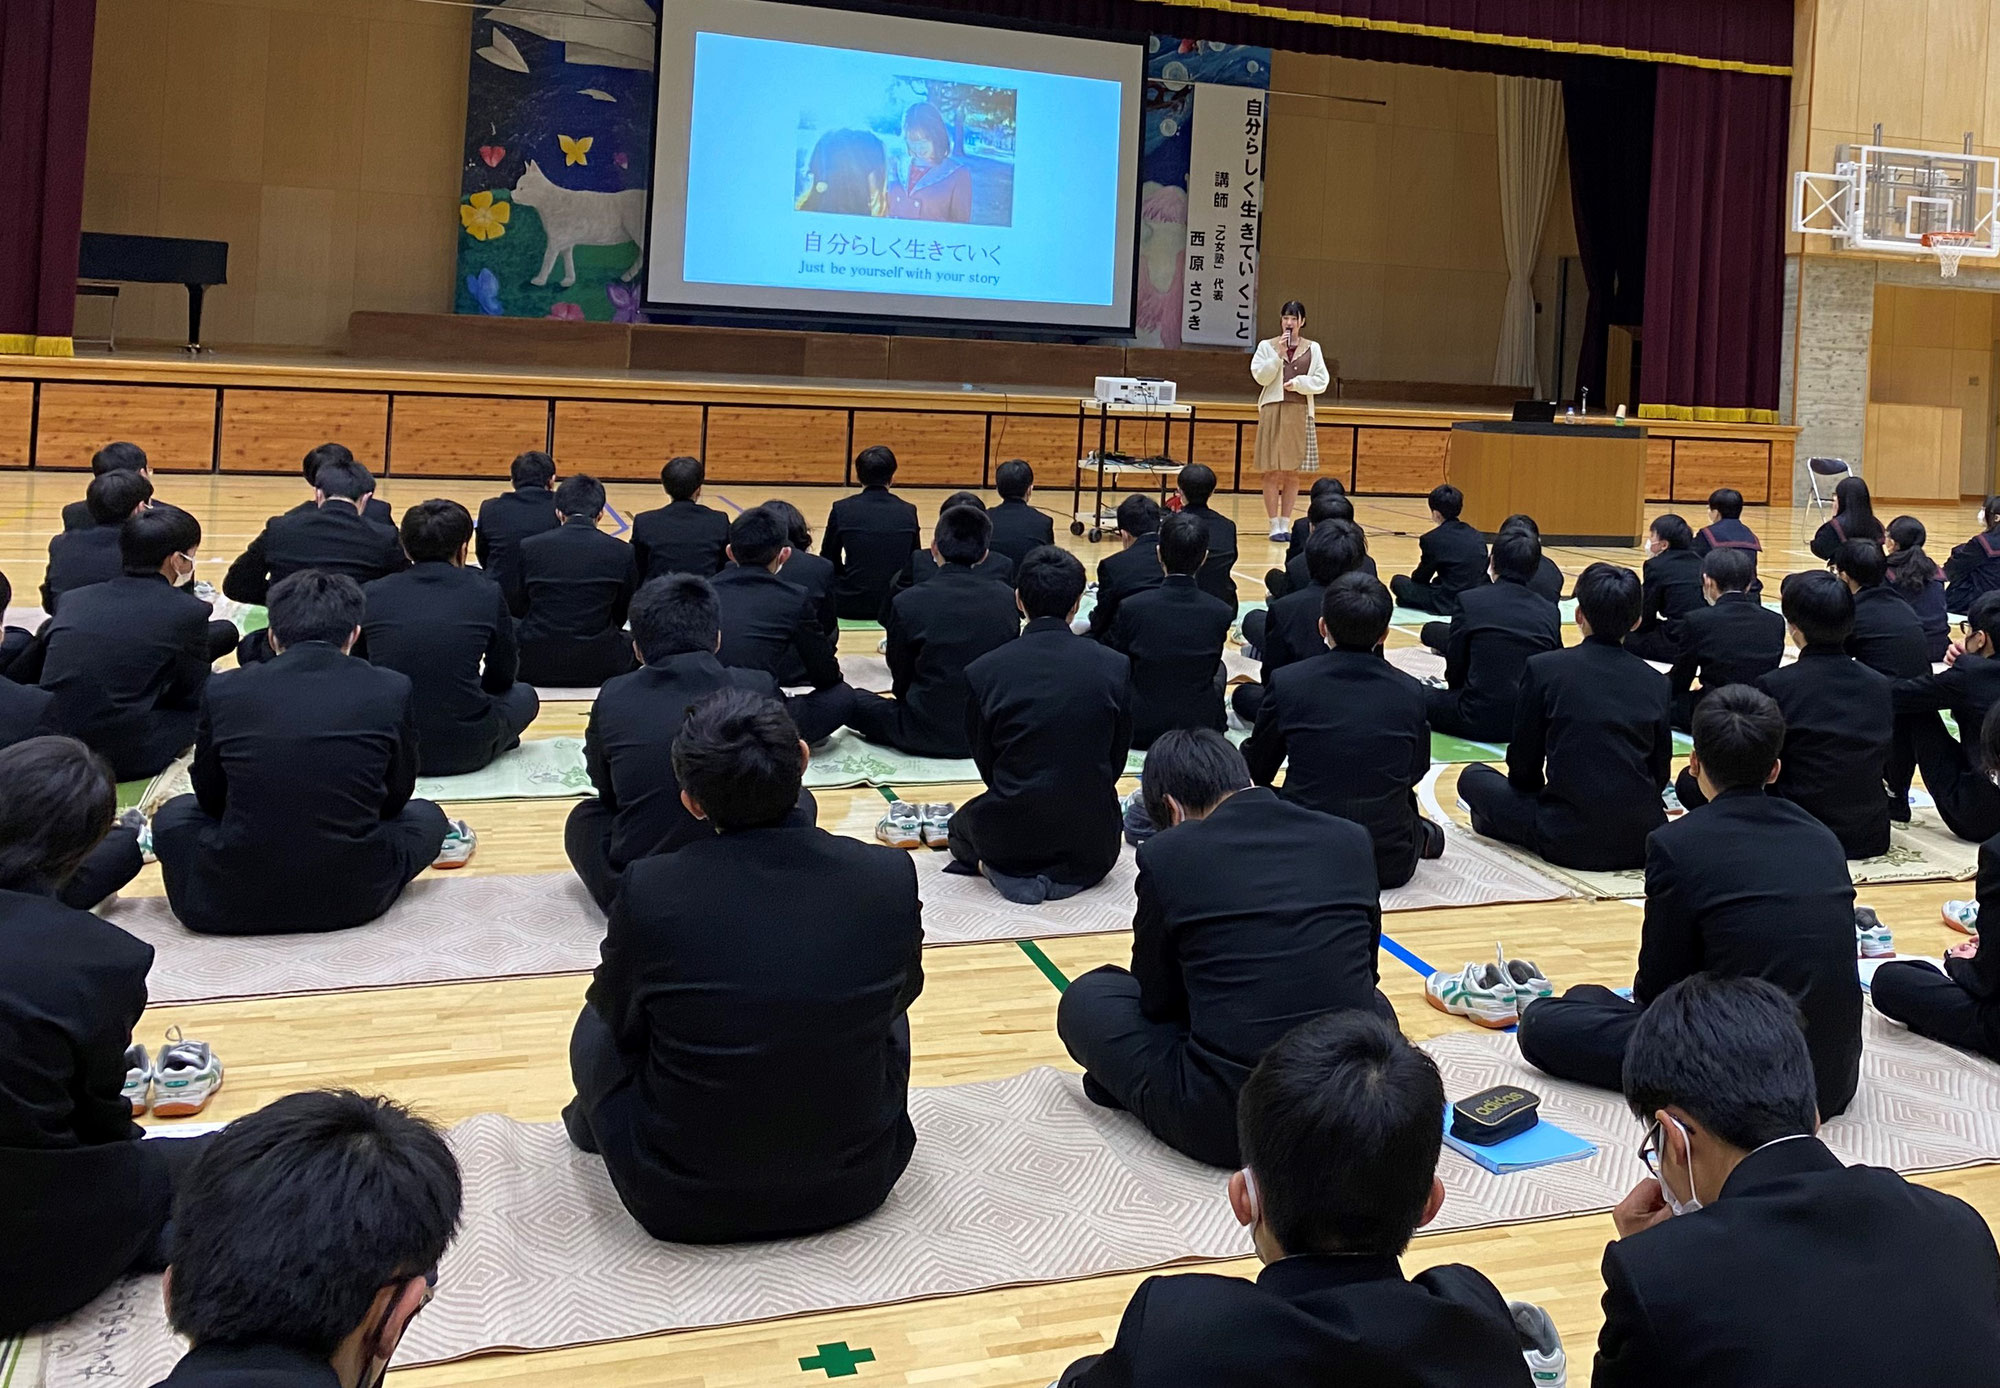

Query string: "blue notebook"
[1443, 1113, 1597, 1175]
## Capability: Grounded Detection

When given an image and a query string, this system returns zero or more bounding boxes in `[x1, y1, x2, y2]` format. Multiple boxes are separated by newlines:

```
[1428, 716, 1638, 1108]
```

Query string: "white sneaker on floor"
[1942, 898, 1981, 935]
[875, 801, 923, 849]
[917, 803, 955, 850]
[1425, 960, 1517, 1029]
[123, 1044, 152, 1116]
[1855, 906, 1895, 959]
[433, 819, 477, 870]
[152, 1028, 223, 1118]
[1267, 519, 1289, 541]
[1510, 1301, 1567, 1387]
[1496, 943, 1553, 1009]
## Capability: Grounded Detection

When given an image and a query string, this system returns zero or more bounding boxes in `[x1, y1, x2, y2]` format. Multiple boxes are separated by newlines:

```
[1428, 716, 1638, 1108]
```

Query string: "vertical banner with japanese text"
[1181, 83, 1265, 347]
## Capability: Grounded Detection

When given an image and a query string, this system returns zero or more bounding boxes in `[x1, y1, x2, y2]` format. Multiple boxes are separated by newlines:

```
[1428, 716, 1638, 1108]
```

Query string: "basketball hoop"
[1924, 230, 1979, 277]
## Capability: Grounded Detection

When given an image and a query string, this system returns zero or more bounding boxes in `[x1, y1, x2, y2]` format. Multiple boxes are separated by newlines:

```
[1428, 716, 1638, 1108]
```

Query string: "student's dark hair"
[267, 570, 365, 649]
[1303, 518, 1369, 587]
[1308, 475, 1346, 501]
[1426, 484, 1463, 520]
[1833, 537, 1888, 588]
[1707, 487, 1745, 520]
[1015, 545, 1085, 619]
[1573, 561, 1642, 636]
[1140, 728, 1251, 829]
[941, 489, 987, 515]
[1157, 510, 1208, 576]
[671, 687, 802, 831]
[1690, 684, 1784, 791]
[86, 467, 153, 525]
[1489, 527, 1541, 584]
[0, 569, 10, 613]
[728, 504, 787, 568]
[300, 442, 353, 485]
[1177, 463, 1218, 506]
[995, 458, 1034, 500]
[1980, 700, 2000, 778]
[1499, 512, 1540, 536]
[91, 440, 148, 476]
[1321, 572, 1392, 649]
[1116, 492, 1161, 538]
[399, 499, 474, 564]
[1888, 514, 1928, 551]
[509, 450, 556, 489]
[934, 504, 993, 566]
[1886, 514, 1940, 592]
[853, 444, 898, 486]
[1969, 590, 2000, 648]
[1238, 1011, 1445, 1257]
[1621, 974, 1818, 1150]
[1830, 476, 1884, 542]
[660, 454, 704, 500]
[1702, 546, 1755, 593]
[1279, 298, 1307, 320]
[1650, 514, 1694, 550]
[629, 574, 719, 662]
[0, 736, 116, 891]
[1779, 570, 1854, 646]
[1307, 491, 1354, 526]
[313, 458, 374, 502]
[1983, 495, 2000, 530]
[554, 473, 606, 521]
[121, 503, 201, 575]
[165, 1090, 461, 1358]
[763, 498, 813, 550]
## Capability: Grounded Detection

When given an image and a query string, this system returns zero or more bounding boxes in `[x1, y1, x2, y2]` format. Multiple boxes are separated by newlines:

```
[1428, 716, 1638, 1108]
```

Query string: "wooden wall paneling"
[703, 405, 849, 483]
[36, 383, 216, 471]
[1767, 437, 1794, 506]
[988, 413, 1081, 484]
[1355, 426, 1449, 493]
[1236, 421, 1260, 488]
[349, 312, 633, 370]
[1110, 416, 1168, 459]
[219, 389, 390, 473]
[386, 395, 549, 476]
[1645, 437, 1674, 500]
[0, 382, 32, 467]
[1317, 423, 1357, 489]
[1190, 418, 1240, 489]
[551, 400, 705, 480]
[1670, 439, 1771, 504]
[851, 410, 987, 487]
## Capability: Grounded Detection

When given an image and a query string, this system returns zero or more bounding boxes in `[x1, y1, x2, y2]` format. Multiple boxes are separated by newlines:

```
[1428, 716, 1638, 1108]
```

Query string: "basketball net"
[1924, 231, 1978, 278]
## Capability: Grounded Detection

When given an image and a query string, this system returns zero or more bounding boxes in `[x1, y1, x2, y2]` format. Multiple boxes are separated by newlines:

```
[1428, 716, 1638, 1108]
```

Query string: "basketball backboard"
[1794, 139, 2000, 273]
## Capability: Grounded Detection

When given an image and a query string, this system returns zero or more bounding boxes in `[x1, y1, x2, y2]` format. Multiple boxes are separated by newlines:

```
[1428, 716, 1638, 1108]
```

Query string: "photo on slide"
[794, 76, 1017, 227]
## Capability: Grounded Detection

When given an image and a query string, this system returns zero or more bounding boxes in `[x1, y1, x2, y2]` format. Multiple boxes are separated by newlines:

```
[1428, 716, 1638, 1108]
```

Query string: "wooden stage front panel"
[0, 354, 1797, 505]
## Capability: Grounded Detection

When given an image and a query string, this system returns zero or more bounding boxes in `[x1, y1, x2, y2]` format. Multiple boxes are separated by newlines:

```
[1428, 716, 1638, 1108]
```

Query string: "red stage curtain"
[1637, 64, 1788, 423]
[0, 0, 97, 357]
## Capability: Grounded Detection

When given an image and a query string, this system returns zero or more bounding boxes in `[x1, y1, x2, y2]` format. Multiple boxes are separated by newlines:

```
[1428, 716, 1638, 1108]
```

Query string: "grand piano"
[76, 232, 228, 352]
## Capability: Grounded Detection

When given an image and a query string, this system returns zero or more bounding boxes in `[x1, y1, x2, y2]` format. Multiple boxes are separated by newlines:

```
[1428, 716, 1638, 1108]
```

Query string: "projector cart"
[1070, 398, 1195, 542]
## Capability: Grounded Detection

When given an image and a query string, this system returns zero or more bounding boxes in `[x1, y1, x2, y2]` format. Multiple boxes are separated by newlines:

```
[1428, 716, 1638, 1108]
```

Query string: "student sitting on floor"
[42, 468, 151, 614]
[1232, 519, 1372, 726]
[763, 499, 839, 673]
[151, 1091, 462, 1388]
[1675, 572, 1891, 860]
[1590, 974, 2000, 1388]
[1423, 526, 1562, 744]
[1886, 514, 1951, 662]
[0, 602, 57, 748]
[847, 502, 1019, 759]
[0, 707, 141, 910]
[1664, 547, 1785, 731]
[1689, 487, 1762, 595]
[1890, 590, 2000, 843]
[631, 454, 730, 584]
[0, 570, 33, 680]
[1459, 562, 1671, 872]
[1518, 685, 1861, 1118]
[0, 736, 208, 1336]
[988, 459, 1055, 570]
[1269, 489, 1378, 601]
[565, 687, 923, 1243]
[1809, 474, 1885, 562]
[950, 547, 1132, 903]
[40, 505, 237, 782]
[152, 571, 466, 936]
[59, 440, 149, 533]
[1282, 475, 1346, 562]
[822, 445, 921, 620]
[1945, 495, 2000, 614]
[1174, 463, 1239, 607]
[288, 442, 395, 527]
[1059, 730, 1392, 1169]
[1059, 1009, 1543, 1388]
[360, 499, 539, 777]
[1498, 513, 1566, 602]
[1625, 515, 1705, 663]
[1245, 573, 1444, 889]
[1086, 494, 1165, 640]
[1874, 705, 2000, 1065]
[474, 448, 559, 613]
[1389, 484, 1488, 616]
[897, 493, 1015, 595]
[711, 505, 850, 730]
[1835, 537, 1931, 680]
[515, 473, 639, 689]
[1107, 511, 1235, 749]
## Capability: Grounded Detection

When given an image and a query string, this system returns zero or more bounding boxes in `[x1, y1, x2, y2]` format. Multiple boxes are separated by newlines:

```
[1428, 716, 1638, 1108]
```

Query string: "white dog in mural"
[511, 159, 647, 287]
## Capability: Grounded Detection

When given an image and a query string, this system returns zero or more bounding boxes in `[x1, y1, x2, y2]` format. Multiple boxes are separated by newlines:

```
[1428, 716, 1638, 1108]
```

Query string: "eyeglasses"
[1636, 1119, 1665, 1178]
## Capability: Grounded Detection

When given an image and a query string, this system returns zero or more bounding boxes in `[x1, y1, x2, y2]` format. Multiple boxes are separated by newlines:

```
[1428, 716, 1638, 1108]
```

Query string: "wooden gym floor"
[2, 474, 1995, 1386]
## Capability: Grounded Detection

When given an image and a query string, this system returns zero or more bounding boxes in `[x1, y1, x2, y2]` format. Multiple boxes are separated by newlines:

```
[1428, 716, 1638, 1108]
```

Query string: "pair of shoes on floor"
[876, 800, 953, 850]
[125, 1027, 224, 1118]
[1425, 943, 1551, 1029]
[1942, 898, 1981, 936]
[433, 818, 477, 869]
[1510, 1301, 1567, 1385]
[1266, 519, 1289, 542]
[1855, 905, 1896, 959]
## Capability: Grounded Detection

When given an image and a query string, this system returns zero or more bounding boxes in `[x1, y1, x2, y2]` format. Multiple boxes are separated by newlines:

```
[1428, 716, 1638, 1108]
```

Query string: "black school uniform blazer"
[1088, 534, 1165, 640]
[475, 484, 559, 612]
[40, 523, 123, 614]
[39, 573, 213, 778]
[822, 487, 921, 620]
[987, 497, 1055, 569]
[1106, 573, 1234, 747]
[882, 563, 1021, 758]
[1755, 645, 1893, 858]
[630, 498, 731, 583]
[1666, 592, 1786, 702]
[1180, 502, 1239, 607]
[712, 564, 842, 689]
[1434, 577, 1562, 742]
[360, 562, 523, 776]
[1846, 583, 1932, 679]
[223, 502, 408, 605]
[1409, 518, 1489, 596]
[516, 518, 639, 682]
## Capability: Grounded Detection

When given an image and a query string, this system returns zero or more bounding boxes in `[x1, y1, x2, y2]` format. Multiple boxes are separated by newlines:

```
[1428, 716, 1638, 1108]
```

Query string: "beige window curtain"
[1493, 76, 1566, 391]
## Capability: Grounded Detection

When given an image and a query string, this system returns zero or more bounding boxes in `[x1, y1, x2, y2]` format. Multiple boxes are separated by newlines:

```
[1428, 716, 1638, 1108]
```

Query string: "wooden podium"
[1447, 420, 1648, 546]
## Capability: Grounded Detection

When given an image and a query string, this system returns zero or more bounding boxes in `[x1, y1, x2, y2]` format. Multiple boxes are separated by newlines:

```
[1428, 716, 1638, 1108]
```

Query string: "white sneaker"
[875, 801, 923, 849]
[1855, 906, 1895, 959]
[1425, 960, 1517, 1029]
[1496, 943, 1553, 1009]
[123, 1044, 152, 1116]
[1510, 1301, 1567, 1387]
[433, 819, 477, 870]
[1942, 899, 1981, 936]
[1267, 519, 1289, 541]
[151, 1028, 223, 1118]
[917, 803, 955, 850]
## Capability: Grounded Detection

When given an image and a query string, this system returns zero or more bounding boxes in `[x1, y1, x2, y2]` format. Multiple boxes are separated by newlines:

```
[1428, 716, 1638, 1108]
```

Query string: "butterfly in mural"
[466, 267, 504, 315]
[558, 133, 593, 166]
[547, 302, 586, 321]
[607, 282, 643, 323]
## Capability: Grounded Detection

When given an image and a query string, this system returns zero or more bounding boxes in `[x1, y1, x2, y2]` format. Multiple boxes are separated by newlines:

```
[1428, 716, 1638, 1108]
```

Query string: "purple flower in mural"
[613, 151, 629, 170]
[547, 301, 586, 322]
[607, 283, 643, 323]
[466, 267, 503, 315]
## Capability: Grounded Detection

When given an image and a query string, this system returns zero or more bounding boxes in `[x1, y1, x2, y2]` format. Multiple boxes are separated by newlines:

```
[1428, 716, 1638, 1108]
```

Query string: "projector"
[1093, 376, 1177, 405]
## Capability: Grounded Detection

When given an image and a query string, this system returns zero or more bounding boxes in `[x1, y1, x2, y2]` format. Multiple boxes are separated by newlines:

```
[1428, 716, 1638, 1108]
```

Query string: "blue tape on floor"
[1378, 932, 1436, 979]
[604, 502, 629, 537]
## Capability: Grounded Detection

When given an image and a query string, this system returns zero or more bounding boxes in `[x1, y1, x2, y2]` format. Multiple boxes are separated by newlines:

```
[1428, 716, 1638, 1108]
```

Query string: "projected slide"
[648, 0, 1142, 331]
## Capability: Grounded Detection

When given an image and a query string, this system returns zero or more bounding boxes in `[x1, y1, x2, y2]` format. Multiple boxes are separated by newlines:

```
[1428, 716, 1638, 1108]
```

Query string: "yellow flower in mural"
[558, 133, 593, 166]
[460, 190, 511, 241]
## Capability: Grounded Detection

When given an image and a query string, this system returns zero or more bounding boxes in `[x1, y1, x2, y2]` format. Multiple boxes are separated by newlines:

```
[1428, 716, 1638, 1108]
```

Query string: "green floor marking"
[876, 785, 899, 802]
[1017, 938, 1069, 992]
[800, 1342, 876, 1377]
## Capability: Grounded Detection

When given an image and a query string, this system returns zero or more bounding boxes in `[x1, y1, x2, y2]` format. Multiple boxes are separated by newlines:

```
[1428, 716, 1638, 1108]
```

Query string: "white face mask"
[172, 553, 197, 588]
[1656, 1116, 1703, 1216]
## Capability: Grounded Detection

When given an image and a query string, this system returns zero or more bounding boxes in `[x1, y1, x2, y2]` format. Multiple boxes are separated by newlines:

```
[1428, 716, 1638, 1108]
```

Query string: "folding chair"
[1805, 457, 1850, 514]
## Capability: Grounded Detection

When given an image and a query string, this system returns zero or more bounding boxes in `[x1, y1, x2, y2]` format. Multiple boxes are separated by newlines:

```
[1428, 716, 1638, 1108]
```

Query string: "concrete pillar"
[1789, 255, 1875, 503]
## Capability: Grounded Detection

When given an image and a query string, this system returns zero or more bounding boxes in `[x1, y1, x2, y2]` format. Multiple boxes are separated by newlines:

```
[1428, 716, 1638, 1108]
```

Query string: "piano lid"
[78, 232, 227, 286]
